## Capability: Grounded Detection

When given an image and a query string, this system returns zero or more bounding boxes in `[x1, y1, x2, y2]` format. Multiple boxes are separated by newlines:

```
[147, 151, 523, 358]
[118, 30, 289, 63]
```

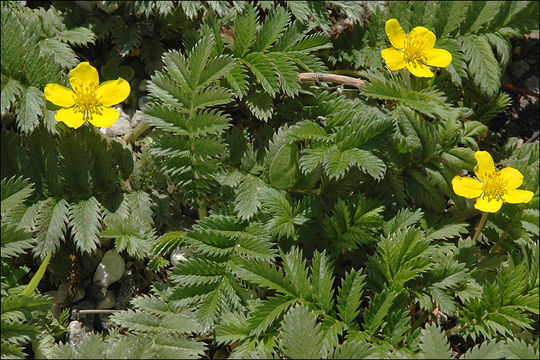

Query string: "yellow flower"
[44, 62, 130, 129]
[452, 151, 534, 213]
[381, 19, 452, 78]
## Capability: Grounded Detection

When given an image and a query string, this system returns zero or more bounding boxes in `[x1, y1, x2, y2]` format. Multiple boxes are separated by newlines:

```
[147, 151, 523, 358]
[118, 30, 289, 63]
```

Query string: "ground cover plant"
[1, 1, 539, 359]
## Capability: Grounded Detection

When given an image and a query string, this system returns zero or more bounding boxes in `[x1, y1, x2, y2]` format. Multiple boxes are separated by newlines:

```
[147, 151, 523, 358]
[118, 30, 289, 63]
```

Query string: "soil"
[490, 31, 540, 145]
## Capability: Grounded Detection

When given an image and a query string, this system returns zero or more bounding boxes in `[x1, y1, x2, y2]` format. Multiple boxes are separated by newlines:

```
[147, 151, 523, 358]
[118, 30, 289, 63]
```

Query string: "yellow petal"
[474, 151, 495, 182]
[97, 78, 131, 107]
[424, 48, 452, 67]
[385, 19, 407, 49]
[405, 61, 434, 77]
[474, 197, 503, 213]
[502, 189, 534, 204]
[452, 176, 483, 198]
[55, 108, 85, 129]
[498, 167, 523, 190]
[44, 83, 75, 108]
[69, 62, 99, 91]
[408, 26, 436, 50]
[87, 106, 120, 128]
[381, 48, 406, 70]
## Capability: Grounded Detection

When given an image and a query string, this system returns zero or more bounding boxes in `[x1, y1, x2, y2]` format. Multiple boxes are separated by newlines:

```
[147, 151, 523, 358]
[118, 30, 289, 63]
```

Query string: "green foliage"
[1, 2, 95, 134]
[2, 1, 539, 358]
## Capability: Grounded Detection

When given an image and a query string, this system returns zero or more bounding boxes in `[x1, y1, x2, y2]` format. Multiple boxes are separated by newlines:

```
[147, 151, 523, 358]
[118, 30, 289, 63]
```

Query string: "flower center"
[73, 82, 102, 121]
[482, 172, 508, 201]
[404, 40, 426, 63]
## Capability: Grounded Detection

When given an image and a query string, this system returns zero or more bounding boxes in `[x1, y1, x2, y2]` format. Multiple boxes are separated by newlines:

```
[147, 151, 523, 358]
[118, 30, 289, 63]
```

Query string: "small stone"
[87, 283, 108, 301]
[104, 106, 132, 137]
[93, 249, 125, 287]
[519, 96, 530, 111]
[116, 269, 135, 309]
[511, 60, 529, 79]
[56, 283, 85, 304]
[96, 0, 118, 14]
[67, 320, 90, 348]
[96, 313, 114, 332]
[74, 1, 95, 11]
[131, 110, 144, 127]
[45, 291, 62, 319]
[524, 75, 539, 93]
[100, 237, 113, 249]
[79, 248, 104, 279]
[97, 290, 116, 309]
[171, 247, 192, 267]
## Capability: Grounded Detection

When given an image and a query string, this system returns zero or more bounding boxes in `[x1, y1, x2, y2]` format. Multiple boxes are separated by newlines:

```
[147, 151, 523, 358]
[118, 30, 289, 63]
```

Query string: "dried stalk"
[297, 72, 365, 87]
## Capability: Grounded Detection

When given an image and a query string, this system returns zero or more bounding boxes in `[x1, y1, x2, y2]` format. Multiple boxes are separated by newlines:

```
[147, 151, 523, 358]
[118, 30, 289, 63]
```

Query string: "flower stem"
[472, 212, 488, 242]
[127, 120, 151, 145]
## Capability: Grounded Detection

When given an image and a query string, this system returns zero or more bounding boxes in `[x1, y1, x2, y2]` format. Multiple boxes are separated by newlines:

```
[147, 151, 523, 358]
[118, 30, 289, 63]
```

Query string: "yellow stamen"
[482, 172, 509, 201]
[404, 41, 426, 63]
[73, 82, 101, 122]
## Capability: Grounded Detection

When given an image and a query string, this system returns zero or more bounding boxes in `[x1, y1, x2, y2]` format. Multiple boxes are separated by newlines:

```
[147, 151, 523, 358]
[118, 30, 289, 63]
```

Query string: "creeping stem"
[472, 212, 488, 242]
[297, 72, 365, 87]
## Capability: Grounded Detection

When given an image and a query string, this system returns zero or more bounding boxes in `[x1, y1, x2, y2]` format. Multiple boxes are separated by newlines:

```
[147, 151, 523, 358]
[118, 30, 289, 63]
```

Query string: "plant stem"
[297, 72, 365, 87]
[127, 120, 151, 145]
[472, 212, 488, 242]
[197, 201, 207, 220]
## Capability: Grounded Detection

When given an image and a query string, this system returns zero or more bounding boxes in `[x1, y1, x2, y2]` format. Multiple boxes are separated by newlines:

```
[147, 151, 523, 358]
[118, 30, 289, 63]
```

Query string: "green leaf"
[17, 86, 44, 134]
[233, 4, 258, 57]
[1, 223, 34, 258]
[101, 219, 153, 260]
[70, 197, 102, 254]
[242, 52, 279, 96]
[1, 177, 34, 217]
[460, 340, 504, 359]
[279, 305, 324, 359]
[20, 251, 51, 296]
[253, 7, 290, 52]
[418, 323, 452, 359]
[0, 77, 23, 114]
[337, 269, 366, 326]
[311, 250, 335, 313]
[32, 198, 69, 260]
[234, 176, 264, 220]
[269, 142, 299, 189]
[245, 89, 273, 121]
[192, 86, 234, 111]
[266, 52, 301, 97]
[330, 339, 376, 359]
[461, 35, 500, 97]
[363, 289, 398, 335]
[247, 294, 296, 337]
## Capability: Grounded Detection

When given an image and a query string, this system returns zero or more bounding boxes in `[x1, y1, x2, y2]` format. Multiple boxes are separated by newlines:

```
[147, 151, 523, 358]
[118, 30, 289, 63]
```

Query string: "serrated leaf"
[269, 142, 299, 189]
[70, 197, 102, 254]
[242, 52, 279, 96]
[461, 35, 500, 97]
[460, 340, 504, 359]
[363, 289, 398, 335]
[17, 86, 44, 134]
[253, 7, 290, 52]
[337, 269, 366, 326]
[233, 4, 258, 57]
[279, 305, 324, 359]
[311, 250, 335, 313]
[32, 198, 69, 260]
[247, 294, 296, 337]
[418, 323, 452, 359]
[1, 77, 23, 114]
